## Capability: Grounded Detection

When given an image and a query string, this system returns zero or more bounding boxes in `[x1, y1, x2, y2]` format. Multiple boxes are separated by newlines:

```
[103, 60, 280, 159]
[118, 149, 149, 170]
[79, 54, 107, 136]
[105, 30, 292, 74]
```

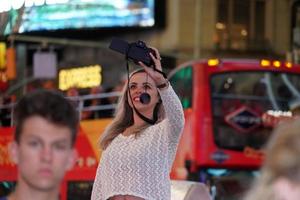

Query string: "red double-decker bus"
[169, 58, 300, 199]
[1, 58, 300, 199]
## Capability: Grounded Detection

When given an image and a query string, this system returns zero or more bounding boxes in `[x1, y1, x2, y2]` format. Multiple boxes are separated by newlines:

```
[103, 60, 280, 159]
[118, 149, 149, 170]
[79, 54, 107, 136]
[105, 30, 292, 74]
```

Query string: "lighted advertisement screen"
[1, 0, 155, 35]
[58, 65, 102, 91]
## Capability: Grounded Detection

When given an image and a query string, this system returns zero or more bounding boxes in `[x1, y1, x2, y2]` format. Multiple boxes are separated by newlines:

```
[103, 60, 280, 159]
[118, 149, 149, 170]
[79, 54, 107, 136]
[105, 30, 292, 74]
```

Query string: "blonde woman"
[244, 118, 300, 200]
[91, 48, 185, 200]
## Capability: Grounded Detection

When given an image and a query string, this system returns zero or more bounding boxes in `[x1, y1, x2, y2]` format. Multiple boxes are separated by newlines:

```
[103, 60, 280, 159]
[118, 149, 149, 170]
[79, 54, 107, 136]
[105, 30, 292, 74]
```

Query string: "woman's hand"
[138, 47, 166, 86]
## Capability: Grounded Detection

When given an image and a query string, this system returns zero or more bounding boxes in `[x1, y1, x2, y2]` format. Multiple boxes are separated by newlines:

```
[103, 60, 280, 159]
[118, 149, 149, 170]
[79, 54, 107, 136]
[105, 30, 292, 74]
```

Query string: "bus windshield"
[211, 71, 300, 151]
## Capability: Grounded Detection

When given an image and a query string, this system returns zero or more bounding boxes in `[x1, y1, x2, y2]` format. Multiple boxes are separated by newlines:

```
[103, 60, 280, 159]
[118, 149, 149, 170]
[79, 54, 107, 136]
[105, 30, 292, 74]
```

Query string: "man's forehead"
[20, 116, 73, 143]
[24, 133, 70, 142]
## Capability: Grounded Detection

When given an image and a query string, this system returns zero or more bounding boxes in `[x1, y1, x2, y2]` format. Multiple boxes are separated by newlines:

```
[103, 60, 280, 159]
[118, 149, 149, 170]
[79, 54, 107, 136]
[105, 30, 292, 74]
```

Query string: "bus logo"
[225, 106, 261, 133]
[211, 150, 230, 164]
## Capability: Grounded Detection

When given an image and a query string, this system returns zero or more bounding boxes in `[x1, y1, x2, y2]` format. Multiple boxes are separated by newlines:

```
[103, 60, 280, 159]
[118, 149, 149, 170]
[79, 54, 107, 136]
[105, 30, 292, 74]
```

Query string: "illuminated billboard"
[1, 0, 158, 35]
[59, 65, 102, 91]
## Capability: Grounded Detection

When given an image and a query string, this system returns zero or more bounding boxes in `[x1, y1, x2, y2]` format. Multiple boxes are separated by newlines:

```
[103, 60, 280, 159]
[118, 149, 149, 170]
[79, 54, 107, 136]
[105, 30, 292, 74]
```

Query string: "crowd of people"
[0, 75, 127, 126]
[64, 78, 125, 120]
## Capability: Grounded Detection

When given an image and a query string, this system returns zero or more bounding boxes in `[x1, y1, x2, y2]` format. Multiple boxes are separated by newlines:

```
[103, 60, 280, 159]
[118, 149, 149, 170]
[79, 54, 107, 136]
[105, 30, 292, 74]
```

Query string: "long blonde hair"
[244, 118, 300, 200]
[100, 69, 165, 149]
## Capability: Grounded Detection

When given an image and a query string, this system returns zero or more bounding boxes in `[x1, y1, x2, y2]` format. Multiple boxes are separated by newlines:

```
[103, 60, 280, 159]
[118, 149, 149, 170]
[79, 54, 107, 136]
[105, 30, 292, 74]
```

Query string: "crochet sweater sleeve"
[158, 85, 185, 168]
[91, 85, 184, 200]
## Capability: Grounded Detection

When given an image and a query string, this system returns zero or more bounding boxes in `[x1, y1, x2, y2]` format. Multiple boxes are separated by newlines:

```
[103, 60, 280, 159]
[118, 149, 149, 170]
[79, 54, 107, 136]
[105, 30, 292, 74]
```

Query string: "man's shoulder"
[0, 196, 7, 200]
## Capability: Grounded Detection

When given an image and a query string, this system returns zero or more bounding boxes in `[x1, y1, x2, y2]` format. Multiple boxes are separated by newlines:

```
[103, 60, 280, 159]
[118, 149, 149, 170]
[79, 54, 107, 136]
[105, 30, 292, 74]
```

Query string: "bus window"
[211, 72, 300, 151]
[169, 66, 193, 109]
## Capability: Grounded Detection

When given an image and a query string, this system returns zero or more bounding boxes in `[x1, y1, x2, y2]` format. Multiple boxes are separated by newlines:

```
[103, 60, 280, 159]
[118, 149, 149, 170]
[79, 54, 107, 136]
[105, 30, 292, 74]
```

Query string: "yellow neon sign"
[59, 65, 102, 91]
[0, 43, 6, 69]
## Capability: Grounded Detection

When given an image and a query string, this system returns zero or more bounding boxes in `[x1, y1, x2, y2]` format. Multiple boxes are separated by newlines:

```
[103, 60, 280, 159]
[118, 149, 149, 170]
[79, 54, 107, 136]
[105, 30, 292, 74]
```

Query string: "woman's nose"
[134, 87, 143, 94]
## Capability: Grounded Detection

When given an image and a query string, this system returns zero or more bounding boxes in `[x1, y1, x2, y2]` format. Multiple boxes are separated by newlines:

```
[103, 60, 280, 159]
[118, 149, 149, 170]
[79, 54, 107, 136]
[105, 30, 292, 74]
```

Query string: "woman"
[243, 118, 300, 200]
[91, 48, 185, 200]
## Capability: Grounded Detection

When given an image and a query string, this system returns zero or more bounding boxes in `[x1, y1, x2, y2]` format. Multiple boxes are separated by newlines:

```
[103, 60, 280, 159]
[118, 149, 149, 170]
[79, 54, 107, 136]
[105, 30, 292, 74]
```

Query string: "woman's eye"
[144, 85, 151, 90]
[129, 85, 136, 90]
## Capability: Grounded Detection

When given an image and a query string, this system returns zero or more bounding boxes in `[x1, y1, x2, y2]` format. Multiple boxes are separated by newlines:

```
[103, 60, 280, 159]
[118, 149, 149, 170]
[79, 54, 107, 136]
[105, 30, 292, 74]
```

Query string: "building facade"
[0, 0, 295, 92]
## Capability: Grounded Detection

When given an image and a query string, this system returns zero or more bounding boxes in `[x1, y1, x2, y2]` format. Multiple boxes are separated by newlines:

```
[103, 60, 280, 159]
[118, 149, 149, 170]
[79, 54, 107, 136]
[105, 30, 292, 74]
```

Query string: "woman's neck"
[122, 112, 148, 136]
[133, 108, 155, 126]
[133, 104, 156, 125]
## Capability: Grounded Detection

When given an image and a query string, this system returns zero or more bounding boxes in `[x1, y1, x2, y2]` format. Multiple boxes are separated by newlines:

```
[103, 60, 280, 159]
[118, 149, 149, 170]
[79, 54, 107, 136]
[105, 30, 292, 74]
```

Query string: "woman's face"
[127, 72, 160, 113]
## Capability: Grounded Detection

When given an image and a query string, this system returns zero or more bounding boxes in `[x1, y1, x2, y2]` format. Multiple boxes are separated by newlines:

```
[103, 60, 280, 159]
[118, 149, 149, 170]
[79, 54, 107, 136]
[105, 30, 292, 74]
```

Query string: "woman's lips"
[133, 96, 140, 102]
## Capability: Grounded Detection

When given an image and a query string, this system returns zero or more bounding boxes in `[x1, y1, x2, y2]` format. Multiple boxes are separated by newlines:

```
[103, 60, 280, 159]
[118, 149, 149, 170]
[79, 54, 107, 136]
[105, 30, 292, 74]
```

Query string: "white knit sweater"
[91, 86, 185, 200]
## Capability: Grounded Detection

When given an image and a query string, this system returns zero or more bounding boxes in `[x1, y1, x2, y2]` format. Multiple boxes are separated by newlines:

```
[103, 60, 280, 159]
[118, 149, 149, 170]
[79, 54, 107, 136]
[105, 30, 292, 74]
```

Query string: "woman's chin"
[134, 105, 153, 114]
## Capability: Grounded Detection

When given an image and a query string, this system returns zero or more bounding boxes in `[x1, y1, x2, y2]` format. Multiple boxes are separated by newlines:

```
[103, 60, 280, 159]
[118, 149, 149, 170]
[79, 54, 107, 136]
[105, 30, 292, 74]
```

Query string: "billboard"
[0, 0, 158, 35]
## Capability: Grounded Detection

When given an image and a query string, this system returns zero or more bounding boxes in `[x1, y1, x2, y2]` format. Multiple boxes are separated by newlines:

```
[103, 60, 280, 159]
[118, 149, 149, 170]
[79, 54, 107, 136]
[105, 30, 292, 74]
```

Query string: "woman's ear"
[8, 141, 19, 164]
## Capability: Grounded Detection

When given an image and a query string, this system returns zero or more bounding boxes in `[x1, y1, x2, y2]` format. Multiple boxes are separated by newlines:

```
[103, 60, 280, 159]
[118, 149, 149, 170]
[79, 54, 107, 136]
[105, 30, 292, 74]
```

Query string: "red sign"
[225, 106, 261, 133]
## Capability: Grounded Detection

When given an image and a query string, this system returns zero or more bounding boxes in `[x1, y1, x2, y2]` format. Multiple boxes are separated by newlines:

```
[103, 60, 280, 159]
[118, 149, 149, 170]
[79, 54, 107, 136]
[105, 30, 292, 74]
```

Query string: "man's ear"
[66, 149, 78, 170]
[8, 141, 19, 164]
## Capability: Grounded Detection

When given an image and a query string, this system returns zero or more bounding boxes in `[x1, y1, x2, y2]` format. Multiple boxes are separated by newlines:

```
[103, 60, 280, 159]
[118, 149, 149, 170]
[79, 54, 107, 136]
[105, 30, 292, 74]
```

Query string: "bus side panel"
[0, 127, 17, 181]
[170, 109, 194, 180]
[193, 63, 216, 168]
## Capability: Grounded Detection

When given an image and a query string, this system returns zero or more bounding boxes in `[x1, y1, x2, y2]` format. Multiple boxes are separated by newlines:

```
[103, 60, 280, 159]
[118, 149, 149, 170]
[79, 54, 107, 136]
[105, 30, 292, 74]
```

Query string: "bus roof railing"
[0, 91, 121, 126]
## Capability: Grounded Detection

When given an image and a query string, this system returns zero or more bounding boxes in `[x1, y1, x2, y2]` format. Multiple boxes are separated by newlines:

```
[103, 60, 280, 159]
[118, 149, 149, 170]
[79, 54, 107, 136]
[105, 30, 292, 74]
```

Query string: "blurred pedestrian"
[91, 47, 185, 200]
[82, 86, 104, 120]
[3, 90, 79, 200]
[0, 95, 12, 126]
[243, 118, 300, 200]
[65, 87, 80, 109]
[289, 98, 300, 116]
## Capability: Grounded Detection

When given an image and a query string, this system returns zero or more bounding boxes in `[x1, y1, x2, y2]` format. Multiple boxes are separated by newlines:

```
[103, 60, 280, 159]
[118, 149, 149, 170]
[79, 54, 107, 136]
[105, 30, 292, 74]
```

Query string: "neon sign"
[59, 65, 102, 91]
[0, 0, 69, 13]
